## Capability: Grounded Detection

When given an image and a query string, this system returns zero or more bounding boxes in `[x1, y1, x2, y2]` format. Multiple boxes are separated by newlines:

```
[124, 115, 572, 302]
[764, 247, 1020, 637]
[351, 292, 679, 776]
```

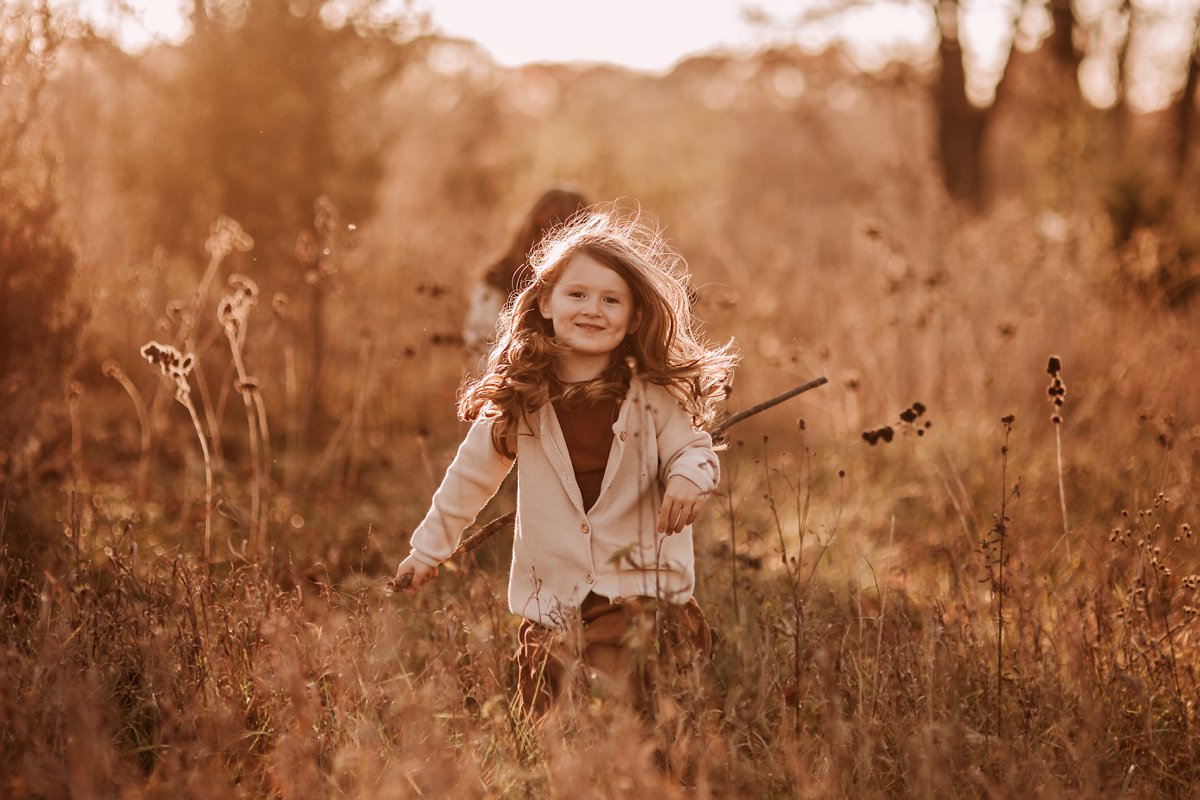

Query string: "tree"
[126, 0, 422, 274]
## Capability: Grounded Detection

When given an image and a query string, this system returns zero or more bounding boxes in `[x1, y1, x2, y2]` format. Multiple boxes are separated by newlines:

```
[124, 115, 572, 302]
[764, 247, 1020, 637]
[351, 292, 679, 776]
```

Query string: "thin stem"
[1053, 423, 1070, 558]
[181, 393, 213, 574]
[103, 362, 152, 500]
[229, 343, 264, 554]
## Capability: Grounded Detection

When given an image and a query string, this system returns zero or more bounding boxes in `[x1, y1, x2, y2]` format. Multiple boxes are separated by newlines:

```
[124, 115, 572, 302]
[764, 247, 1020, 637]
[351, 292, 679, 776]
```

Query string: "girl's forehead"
[557, 251, 633, 294]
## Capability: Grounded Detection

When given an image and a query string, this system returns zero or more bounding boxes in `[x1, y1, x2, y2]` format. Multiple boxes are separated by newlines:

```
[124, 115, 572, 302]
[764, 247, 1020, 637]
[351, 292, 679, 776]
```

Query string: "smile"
[575, 323, 606, 332]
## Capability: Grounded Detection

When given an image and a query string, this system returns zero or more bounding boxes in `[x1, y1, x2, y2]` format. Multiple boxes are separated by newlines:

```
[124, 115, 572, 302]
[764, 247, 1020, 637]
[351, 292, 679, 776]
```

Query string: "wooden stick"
[712, 376, 827, 437]
[388, 375, 828, 592]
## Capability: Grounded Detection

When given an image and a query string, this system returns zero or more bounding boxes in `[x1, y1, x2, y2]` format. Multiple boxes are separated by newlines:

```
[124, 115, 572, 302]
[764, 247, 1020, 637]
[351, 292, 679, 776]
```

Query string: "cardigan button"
[581, 522, 590, 535]
[584, 572, 594, 584]
[619, 431, 627, 441]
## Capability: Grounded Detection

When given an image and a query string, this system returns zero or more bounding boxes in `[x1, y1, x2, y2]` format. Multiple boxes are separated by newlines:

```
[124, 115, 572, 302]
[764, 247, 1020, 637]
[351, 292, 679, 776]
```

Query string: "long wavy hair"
[460, 206, 738, 458]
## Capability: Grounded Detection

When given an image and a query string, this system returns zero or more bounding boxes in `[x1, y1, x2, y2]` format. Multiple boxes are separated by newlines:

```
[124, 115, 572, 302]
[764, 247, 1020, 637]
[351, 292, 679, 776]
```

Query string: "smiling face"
[537, 250, 640, 381]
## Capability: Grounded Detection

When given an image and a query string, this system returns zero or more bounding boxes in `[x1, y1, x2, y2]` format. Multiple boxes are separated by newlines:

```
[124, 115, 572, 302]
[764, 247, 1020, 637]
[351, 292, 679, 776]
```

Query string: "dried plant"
[218, 273, 272, 552]
[979, 413, 1019, 739]
[1047, 355, 1071, 557]
[140, 340, 212, 570]
[102, 359, 151, 499]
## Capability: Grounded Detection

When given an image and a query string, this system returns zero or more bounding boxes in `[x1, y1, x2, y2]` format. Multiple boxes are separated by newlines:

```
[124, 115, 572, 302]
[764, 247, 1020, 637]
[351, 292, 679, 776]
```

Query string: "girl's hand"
[393, 554, 439, 596]
[658, 475, 709, 535]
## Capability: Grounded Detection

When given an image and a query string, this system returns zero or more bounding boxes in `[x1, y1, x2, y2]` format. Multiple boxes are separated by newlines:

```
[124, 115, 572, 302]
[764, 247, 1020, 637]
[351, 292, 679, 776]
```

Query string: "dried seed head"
[1045, 356, 1066, 422]
[295, 230, 318, 265]
[219, 275, 259, 341]
[205, 216, 254, 259]
[228, 273, 259, 300]
[314, 195, 340, 237]
[140, 340, 195, 400]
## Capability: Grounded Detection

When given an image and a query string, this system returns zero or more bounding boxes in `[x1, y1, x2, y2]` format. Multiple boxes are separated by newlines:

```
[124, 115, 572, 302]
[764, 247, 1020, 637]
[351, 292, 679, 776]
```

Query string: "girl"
[396, 207, 737, 713]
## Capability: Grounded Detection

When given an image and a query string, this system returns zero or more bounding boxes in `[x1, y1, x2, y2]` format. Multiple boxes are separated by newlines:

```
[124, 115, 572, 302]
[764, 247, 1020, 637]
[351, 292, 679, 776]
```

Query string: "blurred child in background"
[462, 186, 588, 355]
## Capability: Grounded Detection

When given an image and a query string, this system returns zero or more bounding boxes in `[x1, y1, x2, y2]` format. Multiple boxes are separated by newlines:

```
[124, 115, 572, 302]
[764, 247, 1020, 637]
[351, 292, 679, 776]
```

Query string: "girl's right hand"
[393, 554, 439, 595]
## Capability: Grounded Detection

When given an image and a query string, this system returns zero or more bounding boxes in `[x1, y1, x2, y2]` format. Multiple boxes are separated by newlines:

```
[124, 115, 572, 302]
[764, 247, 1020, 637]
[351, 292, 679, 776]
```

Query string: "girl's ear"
[537, 290, 553, 320]
[628, 307, 643, 334]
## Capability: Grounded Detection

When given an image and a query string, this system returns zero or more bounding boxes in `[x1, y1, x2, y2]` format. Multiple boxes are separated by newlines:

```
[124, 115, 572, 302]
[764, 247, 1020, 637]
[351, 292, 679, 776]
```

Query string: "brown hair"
[460, 206, 738, 457]
[482, 186, 589, 295]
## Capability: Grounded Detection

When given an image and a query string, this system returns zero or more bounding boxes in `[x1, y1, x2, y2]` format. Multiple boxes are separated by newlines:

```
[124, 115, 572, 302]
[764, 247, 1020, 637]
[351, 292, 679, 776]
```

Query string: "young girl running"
[395, 207, 737, 712]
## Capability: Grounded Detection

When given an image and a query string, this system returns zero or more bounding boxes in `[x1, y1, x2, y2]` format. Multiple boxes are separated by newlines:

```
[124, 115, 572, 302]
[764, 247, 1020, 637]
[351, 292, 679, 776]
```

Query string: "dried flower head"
[140, 340, 195, 401]
[295, 230, 319, 266]
[314, 195, 339, 237]
[1045, 355, 1066, 424]
[205, 216, 254, 261]
[861, 425, 895, 445]
[218, 274, 259, 342]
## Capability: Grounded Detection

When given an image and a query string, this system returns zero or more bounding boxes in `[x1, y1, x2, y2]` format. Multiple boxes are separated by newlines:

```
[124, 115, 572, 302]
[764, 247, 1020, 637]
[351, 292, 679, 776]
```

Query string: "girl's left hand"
[658, 475, 709, 534]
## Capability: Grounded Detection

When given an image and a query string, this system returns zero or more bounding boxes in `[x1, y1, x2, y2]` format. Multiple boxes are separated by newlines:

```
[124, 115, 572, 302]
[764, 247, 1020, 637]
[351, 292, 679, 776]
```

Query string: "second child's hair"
[482, 186, 589, 295]
[460, 206, 738, 458]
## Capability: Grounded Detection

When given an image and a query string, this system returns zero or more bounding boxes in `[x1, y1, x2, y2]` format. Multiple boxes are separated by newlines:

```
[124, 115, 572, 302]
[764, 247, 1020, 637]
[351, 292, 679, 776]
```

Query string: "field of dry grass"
[3, 27, 1200, 798]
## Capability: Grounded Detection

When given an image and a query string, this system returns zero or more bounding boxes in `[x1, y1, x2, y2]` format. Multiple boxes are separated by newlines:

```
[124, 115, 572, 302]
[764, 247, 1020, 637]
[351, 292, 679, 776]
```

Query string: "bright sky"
[419, 0, 932, 72]
[78, 0, 934, 71]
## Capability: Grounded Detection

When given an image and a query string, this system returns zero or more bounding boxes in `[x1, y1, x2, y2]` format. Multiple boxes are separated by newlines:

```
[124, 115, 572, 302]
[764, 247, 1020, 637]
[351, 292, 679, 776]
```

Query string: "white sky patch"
[414, 0, 932, 73]
[72, 0, 189, 49]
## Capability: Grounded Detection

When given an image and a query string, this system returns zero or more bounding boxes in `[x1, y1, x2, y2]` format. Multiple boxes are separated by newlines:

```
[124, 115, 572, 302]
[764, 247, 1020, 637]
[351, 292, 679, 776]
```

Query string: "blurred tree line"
[122, 0, 422, 268]
[754, 0, 1200, 298]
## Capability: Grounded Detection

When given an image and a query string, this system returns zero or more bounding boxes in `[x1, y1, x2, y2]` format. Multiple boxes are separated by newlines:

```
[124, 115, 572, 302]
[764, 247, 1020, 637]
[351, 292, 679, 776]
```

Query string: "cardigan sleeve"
[646, 383, 721, 494]
[408, 419, 515, 568]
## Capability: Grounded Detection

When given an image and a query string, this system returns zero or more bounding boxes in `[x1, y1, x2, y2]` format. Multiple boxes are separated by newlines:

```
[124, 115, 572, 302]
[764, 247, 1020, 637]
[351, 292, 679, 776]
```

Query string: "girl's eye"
[567, 291, 584, 298]
[603, 297, 621, 305]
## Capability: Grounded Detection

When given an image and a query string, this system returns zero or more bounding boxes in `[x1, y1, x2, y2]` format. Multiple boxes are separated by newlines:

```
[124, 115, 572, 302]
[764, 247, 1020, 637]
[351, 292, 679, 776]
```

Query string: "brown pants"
[515, 592, 712, 717]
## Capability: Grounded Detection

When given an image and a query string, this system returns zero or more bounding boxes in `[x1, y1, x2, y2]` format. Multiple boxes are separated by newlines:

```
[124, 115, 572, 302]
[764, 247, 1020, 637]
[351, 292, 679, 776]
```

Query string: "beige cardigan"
[408, 376, 720, 628]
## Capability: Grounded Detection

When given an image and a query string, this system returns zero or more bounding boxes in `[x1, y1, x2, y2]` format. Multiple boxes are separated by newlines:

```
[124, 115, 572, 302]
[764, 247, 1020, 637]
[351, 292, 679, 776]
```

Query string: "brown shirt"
[551, 391, 619, 511]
